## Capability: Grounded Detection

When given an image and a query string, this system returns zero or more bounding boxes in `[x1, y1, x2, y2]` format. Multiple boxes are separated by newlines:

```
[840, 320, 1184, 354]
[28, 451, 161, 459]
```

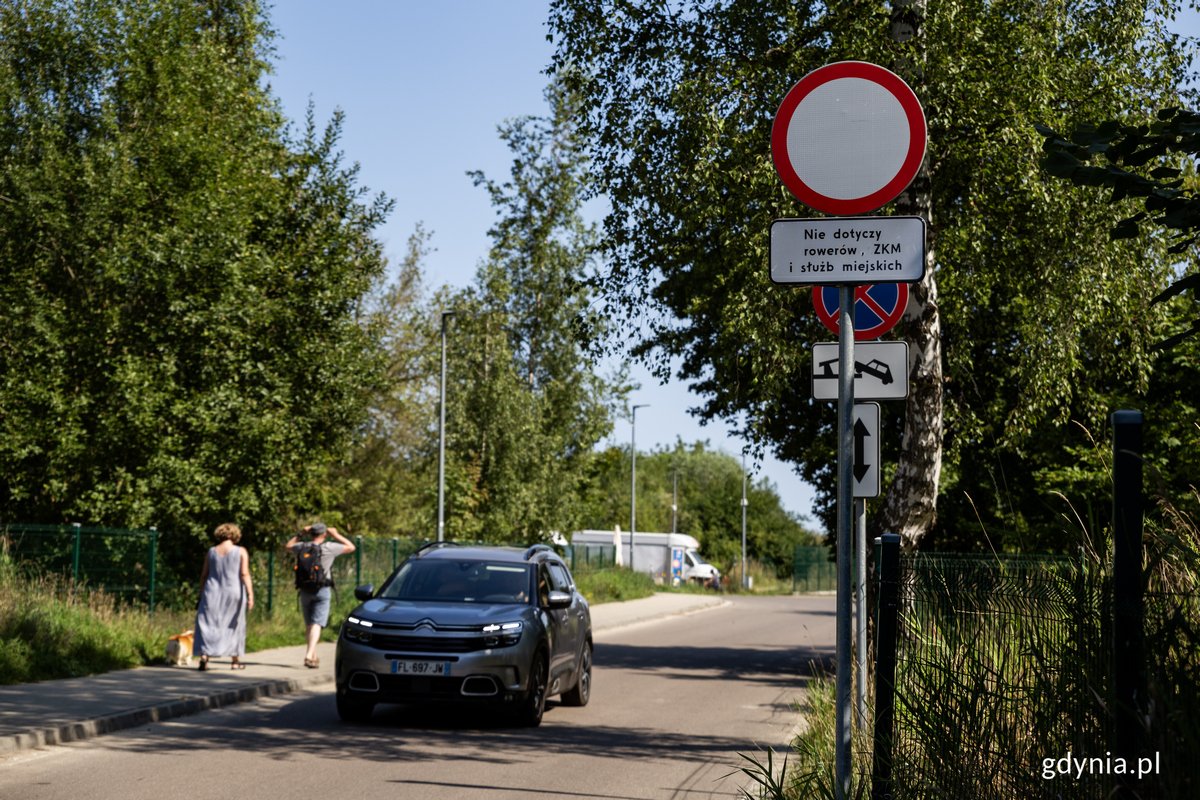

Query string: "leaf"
[1040, 149, 1086, 179]
[1150, 319, 1200, 351]
[1150, 272, 1200, 305]
[1110, 218, 1142, 239]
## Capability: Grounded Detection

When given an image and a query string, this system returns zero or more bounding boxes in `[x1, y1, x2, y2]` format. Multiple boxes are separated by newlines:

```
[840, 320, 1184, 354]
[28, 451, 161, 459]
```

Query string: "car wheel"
[560, 640, 592, 707]
[336, 687, 375, 723]
[516, 648, 548, 727]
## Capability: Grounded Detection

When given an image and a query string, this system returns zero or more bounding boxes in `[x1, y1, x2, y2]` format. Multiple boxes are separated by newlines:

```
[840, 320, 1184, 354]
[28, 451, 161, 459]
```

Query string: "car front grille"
[370, 633, 486, 654]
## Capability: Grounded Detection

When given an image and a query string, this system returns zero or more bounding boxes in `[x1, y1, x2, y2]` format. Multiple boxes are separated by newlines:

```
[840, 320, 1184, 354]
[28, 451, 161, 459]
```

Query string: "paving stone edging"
[0, 673, 333, 756]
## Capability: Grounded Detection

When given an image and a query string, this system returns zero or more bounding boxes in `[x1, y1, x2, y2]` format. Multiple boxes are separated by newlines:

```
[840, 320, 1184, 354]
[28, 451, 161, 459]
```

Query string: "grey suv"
[334, 542, 592, 726]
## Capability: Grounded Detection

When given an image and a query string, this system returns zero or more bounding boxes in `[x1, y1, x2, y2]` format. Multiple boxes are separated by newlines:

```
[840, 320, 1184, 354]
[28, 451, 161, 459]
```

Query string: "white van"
[570, 530, 721, 587]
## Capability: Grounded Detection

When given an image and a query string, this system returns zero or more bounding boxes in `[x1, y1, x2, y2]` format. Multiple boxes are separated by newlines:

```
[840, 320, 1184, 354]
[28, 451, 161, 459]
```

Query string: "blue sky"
[262, 1, 822, 526]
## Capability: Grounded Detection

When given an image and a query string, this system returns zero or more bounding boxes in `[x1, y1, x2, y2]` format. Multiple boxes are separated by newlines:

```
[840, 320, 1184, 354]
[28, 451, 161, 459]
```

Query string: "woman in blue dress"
[193, 523, 255, 670]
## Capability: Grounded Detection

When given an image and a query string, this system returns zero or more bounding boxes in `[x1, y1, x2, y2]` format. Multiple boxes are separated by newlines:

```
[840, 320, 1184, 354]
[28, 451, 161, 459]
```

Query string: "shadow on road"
[102, 690, 783, 768]
[595, 640, 834, 687]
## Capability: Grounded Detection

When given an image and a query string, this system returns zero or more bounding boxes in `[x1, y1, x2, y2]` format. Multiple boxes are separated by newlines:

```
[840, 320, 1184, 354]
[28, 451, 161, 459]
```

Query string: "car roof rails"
[523, 543, 555, 560]
[413, 540, 460, 556]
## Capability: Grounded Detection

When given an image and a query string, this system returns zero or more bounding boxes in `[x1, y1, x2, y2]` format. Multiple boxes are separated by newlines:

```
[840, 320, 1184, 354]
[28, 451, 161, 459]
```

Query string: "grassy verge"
[0, 561, 660, 685]
[721, 558, 799, 595]
[0, 564, 185, 683]
[733, 675, 870, 800]
[573, 566, 656, 604]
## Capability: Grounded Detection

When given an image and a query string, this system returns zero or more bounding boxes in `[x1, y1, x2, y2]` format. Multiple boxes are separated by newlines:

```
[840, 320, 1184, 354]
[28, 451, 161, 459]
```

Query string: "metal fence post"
[148, 527, 158, 614]
[1111, 409, 1146, 793]
[872, 532, 901, 800]
[793, 544, 798, 594]
[267, 547, 275, 615]
[71, 522, 82, 583]
[873, 536, 883, 626]
[355, 536, 363, 587]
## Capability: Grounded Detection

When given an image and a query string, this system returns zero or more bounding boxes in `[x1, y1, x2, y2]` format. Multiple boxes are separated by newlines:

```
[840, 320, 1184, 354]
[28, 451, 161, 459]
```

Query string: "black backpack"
[294, 542, 332, 591]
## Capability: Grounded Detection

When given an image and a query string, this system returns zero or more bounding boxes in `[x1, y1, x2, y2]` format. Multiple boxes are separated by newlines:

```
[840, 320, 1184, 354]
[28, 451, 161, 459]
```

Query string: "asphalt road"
[0, 594, 835, 800]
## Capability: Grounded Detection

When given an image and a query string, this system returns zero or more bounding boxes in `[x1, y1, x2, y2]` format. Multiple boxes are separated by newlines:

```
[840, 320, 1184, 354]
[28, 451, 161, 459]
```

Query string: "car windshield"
[378, 559, 531, 604]
[687, 549, 708, 565]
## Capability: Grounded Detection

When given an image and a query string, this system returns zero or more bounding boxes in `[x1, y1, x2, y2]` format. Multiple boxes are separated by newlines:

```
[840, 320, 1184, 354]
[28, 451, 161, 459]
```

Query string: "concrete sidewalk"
[0, 591, 727, 756]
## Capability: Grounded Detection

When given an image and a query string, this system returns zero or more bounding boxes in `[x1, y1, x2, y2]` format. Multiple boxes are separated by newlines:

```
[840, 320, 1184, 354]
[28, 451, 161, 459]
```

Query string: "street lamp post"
[630, 404, 648, 572]
[437, 310, 455, 542]
[741, 452, 749, 590]
[671, 468, 678, 534]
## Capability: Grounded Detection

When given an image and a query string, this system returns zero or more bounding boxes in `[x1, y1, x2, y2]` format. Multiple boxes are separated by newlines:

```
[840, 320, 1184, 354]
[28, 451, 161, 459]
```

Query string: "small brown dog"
[165, 630, 194, 667]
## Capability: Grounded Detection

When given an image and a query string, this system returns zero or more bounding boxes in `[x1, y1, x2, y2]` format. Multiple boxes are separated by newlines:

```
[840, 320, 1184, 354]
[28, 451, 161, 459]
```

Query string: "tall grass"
[573, 566, 656, 604]
[1143, 495, 1200, 799]
[0, 559, 184, 684]
[0, 554, 364, 683]
[756, 497, 1200, 799]
[0, 553, 661, 685]
[773, 555, 1114, 800]
[890, 554, 1108, 799]
[724, 557, 800, 595]
[732, 675, 870, 800]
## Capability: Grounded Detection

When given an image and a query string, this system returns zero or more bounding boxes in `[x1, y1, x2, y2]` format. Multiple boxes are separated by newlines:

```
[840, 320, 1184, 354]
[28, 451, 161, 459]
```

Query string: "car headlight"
[343, 615, 375, 643]
[481, 620, 522, 647]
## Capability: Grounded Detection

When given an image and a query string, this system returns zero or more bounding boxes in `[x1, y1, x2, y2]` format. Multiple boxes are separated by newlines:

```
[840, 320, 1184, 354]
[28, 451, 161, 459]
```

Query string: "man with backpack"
[285, 522, 356, 669]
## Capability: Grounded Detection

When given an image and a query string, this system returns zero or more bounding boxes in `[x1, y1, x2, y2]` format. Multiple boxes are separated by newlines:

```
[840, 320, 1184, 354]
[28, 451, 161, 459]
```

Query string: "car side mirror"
[546, 590, 572, 609]
[354, 584, 374, 602]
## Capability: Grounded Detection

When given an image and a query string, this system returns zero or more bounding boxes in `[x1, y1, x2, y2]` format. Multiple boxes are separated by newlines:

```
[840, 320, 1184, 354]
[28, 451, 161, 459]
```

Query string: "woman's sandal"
[304, 657, 319, 669]
[231, 660, 246, 670]
[198, 657, 208, 671]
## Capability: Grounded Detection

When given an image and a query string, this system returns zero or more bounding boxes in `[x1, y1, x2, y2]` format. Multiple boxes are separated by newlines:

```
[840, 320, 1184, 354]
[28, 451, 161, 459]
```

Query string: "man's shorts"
[299, 587, 332, 627]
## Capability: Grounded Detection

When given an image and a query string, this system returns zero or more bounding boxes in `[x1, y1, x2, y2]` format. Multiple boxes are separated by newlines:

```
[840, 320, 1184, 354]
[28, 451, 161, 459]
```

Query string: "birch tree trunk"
[880, 0, 942, 552]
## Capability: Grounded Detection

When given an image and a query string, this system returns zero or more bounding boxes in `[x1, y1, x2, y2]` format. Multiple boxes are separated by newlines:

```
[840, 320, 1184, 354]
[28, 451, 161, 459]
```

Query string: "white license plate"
[390, 660, 450, 676]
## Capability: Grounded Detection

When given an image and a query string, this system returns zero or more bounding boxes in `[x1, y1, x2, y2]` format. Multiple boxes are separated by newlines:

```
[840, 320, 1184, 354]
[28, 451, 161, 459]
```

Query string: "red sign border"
[812, 283, 910, 340]
[772, 61, 927, 216]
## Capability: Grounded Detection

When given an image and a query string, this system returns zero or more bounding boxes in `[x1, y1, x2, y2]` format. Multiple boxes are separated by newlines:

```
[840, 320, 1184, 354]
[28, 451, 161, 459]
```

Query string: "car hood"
[353, 598, 532, 627]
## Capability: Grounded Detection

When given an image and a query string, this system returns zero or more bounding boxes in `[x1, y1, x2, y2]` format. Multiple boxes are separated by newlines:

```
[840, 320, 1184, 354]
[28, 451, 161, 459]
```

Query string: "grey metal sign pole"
[855, 497, 867, 728]
[630, 404, 648, 572]
[437, 310, 455, 542]
[770, 61, 926, 800]
[835, 285, 855, 799]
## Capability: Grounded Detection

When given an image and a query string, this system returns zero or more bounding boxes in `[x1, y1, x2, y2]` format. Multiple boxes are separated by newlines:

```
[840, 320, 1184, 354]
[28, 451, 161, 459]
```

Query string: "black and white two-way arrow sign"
[852, 403, 880, 498]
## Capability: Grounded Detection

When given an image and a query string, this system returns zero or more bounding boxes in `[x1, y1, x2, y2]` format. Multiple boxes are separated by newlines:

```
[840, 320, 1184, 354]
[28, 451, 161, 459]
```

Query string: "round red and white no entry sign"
[772, 61, 926, 216]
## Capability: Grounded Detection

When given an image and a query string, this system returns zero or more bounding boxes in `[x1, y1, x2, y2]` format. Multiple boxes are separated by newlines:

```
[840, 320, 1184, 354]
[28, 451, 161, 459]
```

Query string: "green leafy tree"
[1036, 108, 1200, 524]
[1040, 107, 1200, 349]
[548, 0, 1192, 550]
[0, 1, 391, 563]
[320, 225, 436, 536]
[439, 81, 623, 543]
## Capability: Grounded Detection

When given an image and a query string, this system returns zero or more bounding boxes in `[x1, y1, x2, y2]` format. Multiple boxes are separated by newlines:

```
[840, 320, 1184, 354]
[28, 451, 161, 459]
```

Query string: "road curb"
[0, 594, 729, 757]
[0, 673, 332, 757]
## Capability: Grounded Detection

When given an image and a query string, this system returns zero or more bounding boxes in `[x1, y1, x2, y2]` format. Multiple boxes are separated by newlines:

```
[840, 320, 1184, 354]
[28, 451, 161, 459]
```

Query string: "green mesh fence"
[251, 537, 615, 614]
[890, 553, 1110, 799]
[793, 545, 837, 593]
[565, 543, 616, 573]
[0, 523, 159, 609]
[252, 535, 429, 615]
[0, 526, 622, 618]
[1142, 577, 1200, 798]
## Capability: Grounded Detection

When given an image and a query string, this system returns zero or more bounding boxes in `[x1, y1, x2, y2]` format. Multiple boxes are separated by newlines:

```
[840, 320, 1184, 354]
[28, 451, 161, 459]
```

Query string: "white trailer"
[570, 529, 721, 587]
